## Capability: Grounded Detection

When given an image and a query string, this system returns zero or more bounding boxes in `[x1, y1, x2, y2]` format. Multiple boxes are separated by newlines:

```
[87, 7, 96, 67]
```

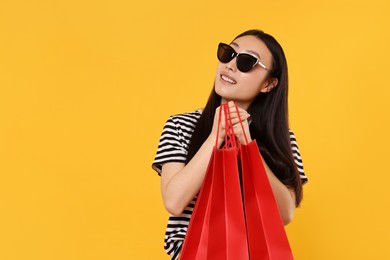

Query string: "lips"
[221, 74, 237, 84]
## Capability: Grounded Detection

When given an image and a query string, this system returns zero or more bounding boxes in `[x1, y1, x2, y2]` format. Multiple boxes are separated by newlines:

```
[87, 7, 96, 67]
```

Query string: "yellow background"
[1, 0, 389, 259]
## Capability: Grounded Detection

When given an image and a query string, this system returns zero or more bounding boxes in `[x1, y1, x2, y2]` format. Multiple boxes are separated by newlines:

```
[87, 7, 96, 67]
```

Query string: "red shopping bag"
[181, 102, 294, 260]
[180, 104, 249, 260]
[240, 141, 294, 259]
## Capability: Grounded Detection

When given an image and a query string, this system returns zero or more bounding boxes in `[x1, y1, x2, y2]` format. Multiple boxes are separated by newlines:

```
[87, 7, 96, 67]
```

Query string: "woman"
[152, 29, 308, 259]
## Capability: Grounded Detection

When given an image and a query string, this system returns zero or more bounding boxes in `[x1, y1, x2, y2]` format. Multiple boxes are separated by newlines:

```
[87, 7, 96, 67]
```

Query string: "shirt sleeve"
[289, 130, 308, 184]
[152, 116, 188, 175]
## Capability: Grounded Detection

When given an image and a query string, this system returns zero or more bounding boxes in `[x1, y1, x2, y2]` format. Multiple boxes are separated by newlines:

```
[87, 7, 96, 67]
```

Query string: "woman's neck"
[220, 98, 251, 110]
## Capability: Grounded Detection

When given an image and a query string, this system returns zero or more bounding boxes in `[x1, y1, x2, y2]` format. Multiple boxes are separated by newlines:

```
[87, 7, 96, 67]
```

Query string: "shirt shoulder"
[152, 109, 202, 175]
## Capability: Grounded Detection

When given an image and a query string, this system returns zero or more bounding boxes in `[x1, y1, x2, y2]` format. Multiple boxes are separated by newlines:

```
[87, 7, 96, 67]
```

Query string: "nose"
[225, 56, 237, 72]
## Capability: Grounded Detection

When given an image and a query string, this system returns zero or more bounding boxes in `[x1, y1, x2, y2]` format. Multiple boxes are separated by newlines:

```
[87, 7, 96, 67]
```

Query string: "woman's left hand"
[226, 101, 252, 145]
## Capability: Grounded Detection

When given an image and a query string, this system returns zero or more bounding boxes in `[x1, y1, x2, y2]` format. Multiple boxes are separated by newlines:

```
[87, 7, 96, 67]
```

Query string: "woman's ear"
[260, 77, 279, 93]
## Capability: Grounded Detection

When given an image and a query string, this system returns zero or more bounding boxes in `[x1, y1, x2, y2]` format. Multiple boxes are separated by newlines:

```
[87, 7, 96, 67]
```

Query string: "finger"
[228, 106, 249, 116]
[228, 111, 250, 121]
[232, 124, 244, 138]
[227, 111, 248, 120]
[233, 123, 250, 136]
[219, 112, 227, 129]
[227, 101, 245, 111]
[230, 115, 250, 126]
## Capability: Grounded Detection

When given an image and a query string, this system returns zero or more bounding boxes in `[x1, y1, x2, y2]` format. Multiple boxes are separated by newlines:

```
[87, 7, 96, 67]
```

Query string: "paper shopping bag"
[240, 140, 294, 260]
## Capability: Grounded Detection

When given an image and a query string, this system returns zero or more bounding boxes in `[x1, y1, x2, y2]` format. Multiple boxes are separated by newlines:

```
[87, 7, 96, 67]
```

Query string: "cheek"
[214, 64, 220, 76]
[214, 64, 224, 82]
[240, 74, 264, 92]
[216, 63, 224, 74]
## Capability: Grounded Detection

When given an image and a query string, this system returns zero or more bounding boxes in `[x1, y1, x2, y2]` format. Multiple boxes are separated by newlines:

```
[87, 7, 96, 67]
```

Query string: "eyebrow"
[231, 42, 262, 60]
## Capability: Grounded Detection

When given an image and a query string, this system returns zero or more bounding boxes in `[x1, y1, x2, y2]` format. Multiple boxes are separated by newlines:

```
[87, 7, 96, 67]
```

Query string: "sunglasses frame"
[217, 42, 270, 73]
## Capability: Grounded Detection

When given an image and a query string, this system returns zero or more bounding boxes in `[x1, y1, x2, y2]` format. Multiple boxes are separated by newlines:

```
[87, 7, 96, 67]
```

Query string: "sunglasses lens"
[217, 43, 235, 63]
[217, 43, 259, 73]
[236, 54, 257, 72]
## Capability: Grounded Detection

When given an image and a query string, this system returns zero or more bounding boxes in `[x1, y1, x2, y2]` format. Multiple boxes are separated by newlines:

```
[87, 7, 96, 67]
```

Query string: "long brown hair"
[186, 29, 303, 206]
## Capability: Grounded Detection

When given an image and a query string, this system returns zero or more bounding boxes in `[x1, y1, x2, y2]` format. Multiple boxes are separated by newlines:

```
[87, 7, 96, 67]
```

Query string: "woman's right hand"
[210, 101, 251, 148]
[162, 101, 250, 216]
[210, 105, 226, 148]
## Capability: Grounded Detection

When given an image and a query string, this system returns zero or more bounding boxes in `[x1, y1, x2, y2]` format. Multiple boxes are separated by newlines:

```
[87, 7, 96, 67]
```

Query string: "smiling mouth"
[221, 74, 237, 84]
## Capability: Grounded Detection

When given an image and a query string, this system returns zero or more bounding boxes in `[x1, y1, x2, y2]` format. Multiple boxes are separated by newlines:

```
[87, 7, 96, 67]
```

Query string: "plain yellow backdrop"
[1, 0, 390, 259]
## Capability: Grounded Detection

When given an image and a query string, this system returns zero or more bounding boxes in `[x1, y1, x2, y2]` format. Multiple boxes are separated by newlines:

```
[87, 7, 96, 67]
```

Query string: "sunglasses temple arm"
[257, 61, 268, 70]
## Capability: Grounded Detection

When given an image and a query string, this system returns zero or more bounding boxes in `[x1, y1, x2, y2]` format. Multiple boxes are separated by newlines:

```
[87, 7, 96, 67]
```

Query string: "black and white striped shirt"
[152, 109, 307, 260]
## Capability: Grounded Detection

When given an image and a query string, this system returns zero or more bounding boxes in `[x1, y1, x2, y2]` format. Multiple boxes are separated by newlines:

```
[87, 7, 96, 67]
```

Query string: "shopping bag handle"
[216, 102, 249, 148]
[216, 104, 234, 148]
[233, 103, 249, 145]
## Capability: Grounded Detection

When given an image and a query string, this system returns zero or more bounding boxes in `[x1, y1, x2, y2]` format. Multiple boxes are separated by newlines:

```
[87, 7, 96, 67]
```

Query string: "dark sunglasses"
[217, 42, 270, 73]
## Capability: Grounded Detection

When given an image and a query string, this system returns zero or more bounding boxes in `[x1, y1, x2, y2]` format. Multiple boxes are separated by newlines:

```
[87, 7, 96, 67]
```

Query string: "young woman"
[152, 29, 308, 260]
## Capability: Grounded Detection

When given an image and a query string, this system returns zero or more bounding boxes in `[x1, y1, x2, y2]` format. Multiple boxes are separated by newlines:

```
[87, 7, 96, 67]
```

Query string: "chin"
[215, 89, 233, 102]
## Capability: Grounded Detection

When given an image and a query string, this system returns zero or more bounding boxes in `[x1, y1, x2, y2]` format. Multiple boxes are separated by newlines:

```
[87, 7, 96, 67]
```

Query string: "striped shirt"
[152, 109, 307, 260]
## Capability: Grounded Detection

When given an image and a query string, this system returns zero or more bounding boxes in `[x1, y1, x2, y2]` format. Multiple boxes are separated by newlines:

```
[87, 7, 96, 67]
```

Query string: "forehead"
[231, 35, 272, 61]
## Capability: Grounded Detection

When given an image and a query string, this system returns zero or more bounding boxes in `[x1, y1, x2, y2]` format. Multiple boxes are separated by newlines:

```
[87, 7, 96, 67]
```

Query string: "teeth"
[221, 75, 236, 84]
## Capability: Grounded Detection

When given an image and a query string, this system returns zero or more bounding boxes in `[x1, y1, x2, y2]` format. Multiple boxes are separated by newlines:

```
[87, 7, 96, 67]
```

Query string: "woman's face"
[214, 35, 276, 110]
